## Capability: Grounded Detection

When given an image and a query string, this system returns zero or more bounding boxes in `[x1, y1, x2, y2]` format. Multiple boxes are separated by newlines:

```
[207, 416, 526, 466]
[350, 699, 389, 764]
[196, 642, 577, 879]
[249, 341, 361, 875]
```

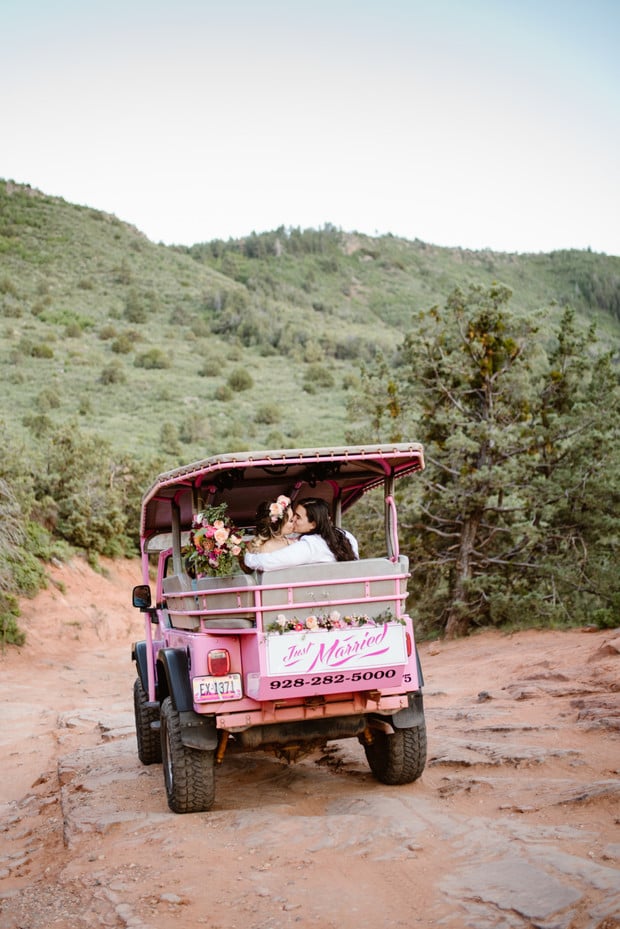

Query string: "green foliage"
[1, 594, 25, 648]
[37, 387, 61, 411]
[100, 361, 127, 385]
[2, 179, 620, 641]
[304, 363, 335, 390]
[214, 384, 233, 401]
[255, 403, 281, 425]
[227, 367, 253, 391]
[134, 348, 170, 369]
[30, 342, 54, 358]
[35, 423, 153, 556]
[348, 285, 620, 638]
[111, 332, 136, 353]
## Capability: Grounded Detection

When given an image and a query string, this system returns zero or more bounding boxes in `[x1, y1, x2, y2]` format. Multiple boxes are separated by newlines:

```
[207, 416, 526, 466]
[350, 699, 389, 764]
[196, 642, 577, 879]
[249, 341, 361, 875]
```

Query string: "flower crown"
[269, 495, 291, 523]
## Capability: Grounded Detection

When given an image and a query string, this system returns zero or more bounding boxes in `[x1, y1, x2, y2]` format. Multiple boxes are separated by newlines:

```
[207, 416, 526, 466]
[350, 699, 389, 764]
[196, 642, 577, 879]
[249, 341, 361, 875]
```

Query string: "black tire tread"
[133, 677, 162, 765]
[364, 722, 427, 785]
[160, 697, 215, 813]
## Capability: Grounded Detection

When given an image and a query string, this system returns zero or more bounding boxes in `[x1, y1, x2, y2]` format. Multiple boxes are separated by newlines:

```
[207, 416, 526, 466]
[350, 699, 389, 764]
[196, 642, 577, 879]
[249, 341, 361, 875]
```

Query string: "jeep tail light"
[208, 649, 231, 676]
[406, 633, 412, 657]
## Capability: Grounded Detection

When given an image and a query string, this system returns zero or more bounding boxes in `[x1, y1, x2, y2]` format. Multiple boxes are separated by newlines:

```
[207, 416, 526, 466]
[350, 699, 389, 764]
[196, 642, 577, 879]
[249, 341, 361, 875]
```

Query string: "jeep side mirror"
[132, 584, 152, 610]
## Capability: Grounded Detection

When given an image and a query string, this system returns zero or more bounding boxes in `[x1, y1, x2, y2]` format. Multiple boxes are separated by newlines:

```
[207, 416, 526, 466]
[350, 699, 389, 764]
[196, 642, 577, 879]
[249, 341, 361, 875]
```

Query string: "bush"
[160, 422, 181, 454]
[30, 342, 54, 359]
[8, 549, 47, 596]
[124, 289, 147, 324]
[111, 332, 134, 354]
[0, 594, 25, 648]
[255, 403, 280, 424]
[227, 368, 253, 391]
[134, 348, 170, 369]
[37, 388, 61, 411]
[303, 363, 335, 390]
[179, 413, 210, 444]
[214, 384, 233, 402]
[100, 362, 127, 385]
[0, 275, 18, 297]
[65, 321, 83, 338]
[23, 413, 53, 437]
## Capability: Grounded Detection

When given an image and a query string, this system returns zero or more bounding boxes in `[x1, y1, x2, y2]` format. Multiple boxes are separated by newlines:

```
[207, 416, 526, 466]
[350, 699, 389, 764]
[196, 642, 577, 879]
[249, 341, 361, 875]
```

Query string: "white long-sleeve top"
[244, 530, 359, 572]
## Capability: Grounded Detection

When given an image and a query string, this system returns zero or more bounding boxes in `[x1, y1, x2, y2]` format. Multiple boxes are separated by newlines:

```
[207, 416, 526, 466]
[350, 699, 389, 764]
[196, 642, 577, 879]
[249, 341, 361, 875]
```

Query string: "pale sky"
[3, 0, 619, 255]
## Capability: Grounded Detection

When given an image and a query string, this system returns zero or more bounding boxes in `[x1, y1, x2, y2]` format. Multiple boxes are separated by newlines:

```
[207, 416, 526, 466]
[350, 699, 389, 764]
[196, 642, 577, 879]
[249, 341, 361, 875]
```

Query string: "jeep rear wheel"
[364, 721, 427, 785]
[160, 697, 215, 814]
[133, 677, 162, 765]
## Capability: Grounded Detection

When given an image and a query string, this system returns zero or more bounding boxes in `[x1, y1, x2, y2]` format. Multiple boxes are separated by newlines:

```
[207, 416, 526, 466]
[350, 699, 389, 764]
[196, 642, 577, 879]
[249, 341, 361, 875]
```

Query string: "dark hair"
[295, 498, 356, 561]
[254, 499, 291, 542]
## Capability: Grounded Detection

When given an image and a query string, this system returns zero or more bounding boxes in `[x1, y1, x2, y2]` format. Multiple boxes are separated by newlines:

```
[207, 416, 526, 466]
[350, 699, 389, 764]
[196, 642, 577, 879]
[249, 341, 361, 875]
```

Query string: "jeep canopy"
[140, 443, 424, 552]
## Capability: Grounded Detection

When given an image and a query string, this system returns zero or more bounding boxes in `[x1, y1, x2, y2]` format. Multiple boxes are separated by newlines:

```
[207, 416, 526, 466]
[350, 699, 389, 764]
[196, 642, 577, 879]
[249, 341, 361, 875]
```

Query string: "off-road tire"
[160, 697, 216, 814]
[364, 721, 427, 785]
[133, 677, 162, 765]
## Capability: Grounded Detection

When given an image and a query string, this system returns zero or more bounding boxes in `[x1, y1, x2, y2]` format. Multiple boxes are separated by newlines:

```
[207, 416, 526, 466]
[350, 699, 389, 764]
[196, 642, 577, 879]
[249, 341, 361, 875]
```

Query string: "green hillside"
[2, 178, 620, 465]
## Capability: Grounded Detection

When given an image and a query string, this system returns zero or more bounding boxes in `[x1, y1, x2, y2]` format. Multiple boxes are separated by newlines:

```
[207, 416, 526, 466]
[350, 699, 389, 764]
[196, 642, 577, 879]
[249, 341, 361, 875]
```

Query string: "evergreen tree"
[348, 284, 620, 637]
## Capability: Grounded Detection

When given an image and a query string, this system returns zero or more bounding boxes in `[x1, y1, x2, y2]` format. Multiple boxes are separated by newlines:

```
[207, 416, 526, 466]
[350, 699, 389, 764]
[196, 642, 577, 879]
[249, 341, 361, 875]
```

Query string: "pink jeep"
[131, 443, 427, 813]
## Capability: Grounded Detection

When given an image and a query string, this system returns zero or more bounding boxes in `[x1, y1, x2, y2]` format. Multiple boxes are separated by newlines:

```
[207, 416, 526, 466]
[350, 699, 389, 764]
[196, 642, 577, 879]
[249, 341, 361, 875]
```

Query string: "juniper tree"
[348, 284, 620, 637]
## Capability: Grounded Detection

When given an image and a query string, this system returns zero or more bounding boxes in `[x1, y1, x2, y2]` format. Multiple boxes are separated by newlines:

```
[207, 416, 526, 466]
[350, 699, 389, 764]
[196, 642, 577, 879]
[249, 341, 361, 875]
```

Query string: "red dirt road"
[1, 557, 619, 929]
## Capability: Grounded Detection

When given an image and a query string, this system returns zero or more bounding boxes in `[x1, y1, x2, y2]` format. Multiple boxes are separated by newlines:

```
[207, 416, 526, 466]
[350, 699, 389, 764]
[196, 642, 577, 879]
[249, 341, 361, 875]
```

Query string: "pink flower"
[305, 615, 319, 631]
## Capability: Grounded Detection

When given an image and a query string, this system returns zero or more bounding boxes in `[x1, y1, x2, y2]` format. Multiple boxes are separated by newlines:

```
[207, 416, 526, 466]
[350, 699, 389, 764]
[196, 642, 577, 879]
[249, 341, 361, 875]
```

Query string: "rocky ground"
[1, 556, 619, 929]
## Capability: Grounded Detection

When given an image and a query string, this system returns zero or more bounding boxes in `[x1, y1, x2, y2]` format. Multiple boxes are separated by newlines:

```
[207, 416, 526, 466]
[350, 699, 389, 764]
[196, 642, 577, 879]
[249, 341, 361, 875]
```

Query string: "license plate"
[192, 673, 243, 703]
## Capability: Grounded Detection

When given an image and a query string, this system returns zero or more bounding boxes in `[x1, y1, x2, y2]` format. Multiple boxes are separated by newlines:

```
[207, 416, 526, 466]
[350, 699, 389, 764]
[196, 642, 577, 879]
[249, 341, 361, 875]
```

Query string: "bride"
[247, 495, 296, 553]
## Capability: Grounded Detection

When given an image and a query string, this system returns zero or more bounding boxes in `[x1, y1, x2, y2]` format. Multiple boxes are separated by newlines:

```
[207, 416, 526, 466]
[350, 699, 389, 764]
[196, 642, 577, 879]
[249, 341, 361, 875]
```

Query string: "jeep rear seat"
[163, 557, 409, 631]
[162, 573, 255, 630]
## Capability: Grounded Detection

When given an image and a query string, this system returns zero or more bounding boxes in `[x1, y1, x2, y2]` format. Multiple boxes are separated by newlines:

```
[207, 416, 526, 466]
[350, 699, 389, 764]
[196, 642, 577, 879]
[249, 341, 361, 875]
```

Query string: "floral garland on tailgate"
[266, 608, 400, 635]
[183, 503, 246, 578]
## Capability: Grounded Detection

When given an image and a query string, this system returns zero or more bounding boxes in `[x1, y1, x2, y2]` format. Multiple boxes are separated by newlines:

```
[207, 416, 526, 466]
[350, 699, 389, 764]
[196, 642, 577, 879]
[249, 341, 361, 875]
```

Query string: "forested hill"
[2, 179, 620, 644]
[1, 178, 619, 462]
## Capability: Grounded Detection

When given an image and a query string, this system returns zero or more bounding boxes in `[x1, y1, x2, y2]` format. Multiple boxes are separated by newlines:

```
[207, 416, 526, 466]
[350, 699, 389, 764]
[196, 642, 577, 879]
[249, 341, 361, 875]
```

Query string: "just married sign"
[265, 622, 407, 676]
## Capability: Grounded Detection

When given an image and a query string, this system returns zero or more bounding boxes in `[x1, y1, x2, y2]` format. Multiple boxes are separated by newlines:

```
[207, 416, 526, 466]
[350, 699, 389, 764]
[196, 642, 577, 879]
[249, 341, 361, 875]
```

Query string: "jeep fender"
[132, 641, 151, 694]
[158, 648, 218, 751]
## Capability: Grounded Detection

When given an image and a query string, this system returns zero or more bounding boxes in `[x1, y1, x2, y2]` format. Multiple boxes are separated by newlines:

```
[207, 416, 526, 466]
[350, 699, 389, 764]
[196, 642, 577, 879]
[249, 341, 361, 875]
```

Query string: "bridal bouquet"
[183, 504, 246, 578]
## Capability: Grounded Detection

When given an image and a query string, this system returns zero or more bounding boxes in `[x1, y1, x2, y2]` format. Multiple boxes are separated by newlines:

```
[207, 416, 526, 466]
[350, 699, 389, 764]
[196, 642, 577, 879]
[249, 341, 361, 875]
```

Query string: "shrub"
[255, 403, 280, 424]
[134, 348, 170, 369]
[190, 318, 210, 338]
[160, 422, 181, 454]
[214, 384, 233, 401]
[111, 333, 134, 354]
[179, 413, 210, 444]
[30, 342, 54, 359]
[124, 289, 147, 323]
[37, 388, 61, 411]
[65, 321, 83, 338]
[1, 594, 25, 648]
[100, 362, 127, 384]
[8, 549, 47, 597]
[303, 363, 335, 390]
[0, 275, 18, 297]
[37, 424, 133, 556]
[23, 413, 53, 437]
[227, 368, 253, 391]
